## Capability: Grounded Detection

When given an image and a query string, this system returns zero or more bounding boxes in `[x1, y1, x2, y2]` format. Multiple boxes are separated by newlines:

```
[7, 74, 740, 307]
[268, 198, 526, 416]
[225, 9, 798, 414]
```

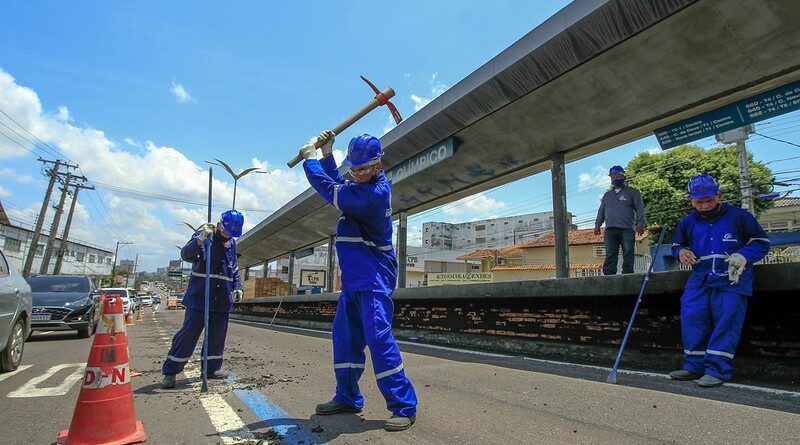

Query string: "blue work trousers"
[680, 287, 748, 380]
[332, 291, 417, 417]
[163, 307, 229, 375]
[603, 227, 635, 275]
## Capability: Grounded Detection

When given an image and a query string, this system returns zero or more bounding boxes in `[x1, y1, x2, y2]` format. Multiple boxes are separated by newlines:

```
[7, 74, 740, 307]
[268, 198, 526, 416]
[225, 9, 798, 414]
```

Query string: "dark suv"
[26, 275, 101, 338]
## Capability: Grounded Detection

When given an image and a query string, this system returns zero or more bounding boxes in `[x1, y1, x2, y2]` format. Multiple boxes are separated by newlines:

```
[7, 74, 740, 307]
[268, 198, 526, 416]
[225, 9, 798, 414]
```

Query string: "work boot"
[696, 374, 724, 388]
[385, 414, 416, 432]
[315, 400, 361, 415]
[161, 374, 177, 389]
[208, 369, 230, 380]
[668, 369, 702, 381]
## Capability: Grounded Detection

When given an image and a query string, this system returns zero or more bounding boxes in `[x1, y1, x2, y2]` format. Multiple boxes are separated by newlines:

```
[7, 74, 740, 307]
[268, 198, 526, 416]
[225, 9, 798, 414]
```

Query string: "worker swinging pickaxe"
[286, 75, 402, 167]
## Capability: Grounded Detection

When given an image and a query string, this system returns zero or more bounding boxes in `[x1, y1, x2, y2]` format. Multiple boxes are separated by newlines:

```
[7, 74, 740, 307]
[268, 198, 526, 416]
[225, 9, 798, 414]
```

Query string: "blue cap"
[342, 134, 383, 167]
[220, 210, 244, 237]
[609, 165, 625, 175]
[687, 174, 720, 199]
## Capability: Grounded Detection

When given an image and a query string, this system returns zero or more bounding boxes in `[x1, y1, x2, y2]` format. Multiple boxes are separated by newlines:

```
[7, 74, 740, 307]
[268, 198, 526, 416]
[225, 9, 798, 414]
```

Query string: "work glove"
[726, 252, 747, 284]
[197, 223, 215, 242]
[299, 143, 317, 160]
[233, 289, 243, 302]
[317, 130, 335, 156]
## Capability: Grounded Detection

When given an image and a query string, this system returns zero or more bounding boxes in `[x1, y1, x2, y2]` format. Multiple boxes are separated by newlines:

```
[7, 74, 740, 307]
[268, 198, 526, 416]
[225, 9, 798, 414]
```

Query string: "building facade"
[0, 220, 114, 279]
[422, 211, 575, 250]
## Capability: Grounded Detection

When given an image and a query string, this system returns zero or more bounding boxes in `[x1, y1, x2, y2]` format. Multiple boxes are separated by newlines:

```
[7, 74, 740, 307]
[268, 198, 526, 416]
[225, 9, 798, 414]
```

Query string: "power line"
[0, 106, 71, 160]
[752, 132, 800, 149]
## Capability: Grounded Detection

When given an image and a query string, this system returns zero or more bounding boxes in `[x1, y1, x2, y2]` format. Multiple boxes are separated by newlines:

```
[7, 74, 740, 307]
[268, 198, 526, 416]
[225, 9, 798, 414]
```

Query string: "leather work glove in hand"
[299, 143, 317, 160]
[318, 130, 335, 157]
[233, 289, 243, 302]
[726, 252, 747, 284]
[197, 223, 215, 242]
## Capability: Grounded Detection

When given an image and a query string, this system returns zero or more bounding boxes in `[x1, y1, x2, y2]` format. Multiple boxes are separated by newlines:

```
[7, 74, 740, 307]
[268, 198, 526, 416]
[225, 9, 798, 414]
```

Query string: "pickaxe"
[286, 75, 402, 168]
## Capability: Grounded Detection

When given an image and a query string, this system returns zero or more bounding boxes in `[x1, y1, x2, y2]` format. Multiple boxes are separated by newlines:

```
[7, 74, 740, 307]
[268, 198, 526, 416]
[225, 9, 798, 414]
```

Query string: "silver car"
[0, 247, 32, 372]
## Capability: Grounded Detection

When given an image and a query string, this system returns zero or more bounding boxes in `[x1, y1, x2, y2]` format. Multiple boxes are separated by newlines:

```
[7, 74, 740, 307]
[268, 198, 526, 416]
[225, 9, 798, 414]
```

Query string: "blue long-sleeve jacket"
[303, 155, 397, 293]
[671, 204, 770, 296]
[181, 229, 241, 312]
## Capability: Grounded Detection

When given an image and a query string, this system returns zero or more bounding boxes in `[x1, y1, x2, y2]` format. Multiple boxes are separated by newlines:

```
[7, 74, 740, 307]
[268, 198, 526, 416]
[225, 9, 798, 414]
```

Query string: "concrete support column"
[262, 261, 269, 278]
[327, 235, 335, 293]
[551, 152, 570, 278]
[244, 267, 250, 281]
[397, 211, 408, 288]
[287, 252, 295, 295]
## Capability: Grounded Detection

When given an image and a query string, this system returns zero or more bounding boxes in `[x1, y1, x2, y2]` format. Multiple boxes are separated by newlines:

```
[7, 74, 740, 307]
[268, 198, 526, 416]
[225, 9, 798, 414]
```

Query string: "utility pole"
[110, 240, 133, 287]
[131, 253, 139, 288]
[53, 182, 95, 274]
[40, 173, 72, 274]
[715, 125, 755, 214]
[23, 158, 78, 276]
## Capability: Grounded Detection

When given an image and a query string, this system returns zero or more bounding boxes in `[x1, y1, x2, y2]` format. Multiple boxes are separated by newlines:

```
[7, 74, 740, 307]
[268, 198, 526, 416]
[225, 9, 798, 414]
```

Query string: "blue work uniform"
[671, 204, 770, 380]
[163, 230, 241, 375]
[304, 155, 417, 418]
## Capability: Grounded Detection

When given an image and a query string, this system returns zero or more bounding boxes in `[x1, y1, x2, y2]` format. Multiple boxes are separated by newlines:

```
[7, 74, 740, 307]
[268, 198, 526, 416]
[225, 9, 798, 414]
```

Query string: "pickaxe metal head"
[360, 75, 403, 125]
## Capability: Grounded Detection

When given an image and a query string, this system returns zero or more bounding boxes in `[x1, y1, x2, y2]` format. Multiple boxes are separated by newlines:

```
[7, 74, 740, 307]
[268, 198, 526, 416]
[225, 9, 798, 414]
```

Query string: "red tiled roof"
[496, 245, 523, 258]
[456, 249, 497, 260]
[519, 228, 646, 248]
[492, 263, 603, 271]
[773, 197, 800, 208]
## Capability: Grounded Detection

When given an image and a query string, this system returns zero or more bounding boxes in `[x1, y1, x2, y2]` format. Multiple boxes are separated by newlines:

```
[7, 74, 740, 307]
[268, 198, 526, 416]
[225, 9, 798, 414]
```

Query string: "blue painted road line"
[226, 371, 324, 445]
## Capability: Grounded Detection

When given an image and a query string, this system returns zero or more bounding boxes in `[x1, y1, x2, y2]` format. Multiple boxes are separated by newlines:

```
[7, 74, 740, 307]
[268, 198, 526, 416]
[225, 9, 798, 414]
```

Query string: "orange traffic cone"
[125, 310, 135, 326]
[57, 294, 146, 445]
[136, 309, 144, 321]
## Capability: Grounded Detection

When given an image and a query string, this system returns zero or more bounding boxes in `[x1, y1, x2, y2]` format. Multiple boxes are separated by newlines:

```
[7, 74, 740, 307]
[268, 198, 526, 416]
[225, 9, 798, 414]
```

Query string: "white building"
[422, 211, 575, 250]
[0, 219, 114, 279]
[266, 245, 331, 288]
[404, 246, 481, 288]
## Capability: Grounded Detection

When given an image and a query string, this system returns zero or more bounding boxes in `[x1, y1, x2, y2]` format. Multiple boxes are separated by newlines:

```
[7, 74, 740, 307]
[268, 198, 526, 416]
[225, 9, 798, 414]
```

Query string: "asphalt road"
[1, 310, 798, 444]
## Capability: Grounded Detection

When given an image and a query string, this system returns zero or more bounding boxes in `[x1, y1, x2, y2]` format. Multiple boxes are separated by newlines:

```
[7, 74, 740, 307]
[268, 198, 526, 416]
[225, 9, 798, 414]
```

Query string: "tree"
[625, 144, 773, 241]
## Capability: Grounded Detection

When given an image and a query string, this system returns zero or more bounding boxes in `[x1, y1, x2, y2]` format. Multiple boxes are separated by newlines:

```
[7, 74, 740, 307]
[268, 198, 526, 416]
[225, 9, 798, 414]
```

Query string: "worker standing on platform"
[161, 210, 245, 389]
[594, 165, 646, 275]
[669, 174, 770, 387]
[298, 130, 418, 431]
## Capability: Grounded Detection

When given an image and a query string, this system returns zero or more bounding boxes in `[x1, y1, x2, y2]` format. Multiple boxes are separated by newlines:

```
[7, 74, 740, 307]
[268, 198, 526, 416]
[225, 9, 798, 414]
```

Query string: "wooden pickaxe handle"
[287, 86, 396, 168]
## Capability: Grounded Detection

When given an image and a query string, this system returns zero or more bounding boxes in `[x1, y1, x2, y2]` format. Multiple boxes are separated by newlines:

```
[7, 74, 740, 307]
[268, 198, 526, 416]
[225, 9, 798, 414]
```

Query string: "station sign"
[385, 137, 456, 184]
[299, 269, 326, 287]
[655, 80, 800, 149]
[427, 272, 493, 286]
[295, 247, 315, 259]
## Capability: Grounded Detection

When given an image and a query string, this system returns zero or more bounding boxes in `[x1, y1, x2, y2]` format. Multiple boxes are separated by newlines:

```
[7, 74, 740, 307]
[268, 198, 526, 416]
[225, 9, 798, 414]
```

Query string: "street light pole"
[208, 158, 265, 210]
[110, 240, 133, 286]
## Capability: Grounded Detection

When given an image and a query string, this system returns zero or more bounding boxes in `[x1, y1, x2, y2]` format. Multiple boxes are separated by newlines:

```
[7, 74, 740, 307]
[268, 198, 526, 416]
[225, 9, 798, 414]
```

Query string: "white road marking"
[0, 365, 32, 383]
[154, 321, 256, 444]
[7, 363, 85, 398]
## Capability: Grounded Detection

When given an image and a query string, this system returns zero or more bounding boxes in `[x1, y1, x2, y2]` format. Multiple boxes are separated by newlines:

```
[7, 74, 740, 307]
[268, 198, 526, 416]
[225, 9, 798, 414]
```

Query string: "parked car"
[131, 296, 141, 313]
[139, 295, 153, 306]
[26, 274, 101, 339]
[101, 288, 137, 315]
[0, 248, 32, 371]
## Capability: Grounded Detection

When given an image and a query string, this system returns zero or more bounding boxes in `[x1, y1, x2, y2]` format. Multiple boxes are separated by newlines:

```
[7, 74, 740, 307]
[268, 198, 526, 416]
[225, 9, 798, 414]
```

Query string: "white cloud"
[0, 67, 310, 270]
[124, 138, 141, 148]
[0, 70, 41, 159]
[55, 106, 72, 122]
[170, 81, 195, 104]
[442, 192, 506, 216]
[0, 185, 10, 198]
[381, 115, 397, 136]
[578, 165, 610, 192]
[410, 72, 449, 112]
[0, 167, 33, 184]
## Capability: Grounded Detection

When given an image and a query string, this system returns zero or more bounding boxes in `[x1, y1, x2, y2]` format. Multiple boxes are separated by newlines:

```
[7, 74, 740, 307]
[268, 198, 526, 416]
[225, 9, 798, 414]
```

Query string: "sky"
[1, 1, 798, 272]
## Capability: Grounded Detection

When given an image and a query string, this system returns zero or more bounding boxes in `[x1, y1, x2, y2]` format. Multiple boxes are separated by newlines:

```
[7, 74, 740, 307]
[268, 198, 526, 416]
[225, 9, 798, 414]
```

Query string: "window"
[475, 237, 486, 243]
[88, 254, 96, 263]
[475, 225, 486, 231]
[35, 244, 44, 255]
[76, 252, 85, 262]
[490, 223, 495, 227]
[425, 227, 429, 232]
[593, 246, 606, 257]
[281, 266, 289, 274]
[3, 238, 21, 253]
[577, 268, 602, 277]
[106, 258, 112, 264]
[534, 218, 539, 221]
[504, 221, 508, 225]
[0, 250, 9, 277]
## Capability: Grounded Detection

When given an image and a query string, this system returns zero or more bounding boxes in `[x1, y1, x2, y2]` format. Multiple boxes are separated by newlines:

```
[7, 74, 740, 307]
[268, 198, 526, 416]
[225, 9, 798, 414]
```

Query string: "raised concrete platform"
[234, 263, 800, 386]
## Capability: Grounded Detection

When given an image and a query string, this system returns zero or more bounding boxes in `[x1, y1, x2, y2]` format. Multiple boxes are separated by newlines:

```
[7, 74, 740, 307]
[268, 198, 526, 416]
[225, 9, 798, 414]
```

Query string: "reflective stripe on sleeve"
[167, 355, 191, 363]
[336, 236, 393, 251]
[683, 350, 705, 356]
[333, 185, 341, 210]
[697, 254, 729, 261]
[748, 238, 770, 244]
